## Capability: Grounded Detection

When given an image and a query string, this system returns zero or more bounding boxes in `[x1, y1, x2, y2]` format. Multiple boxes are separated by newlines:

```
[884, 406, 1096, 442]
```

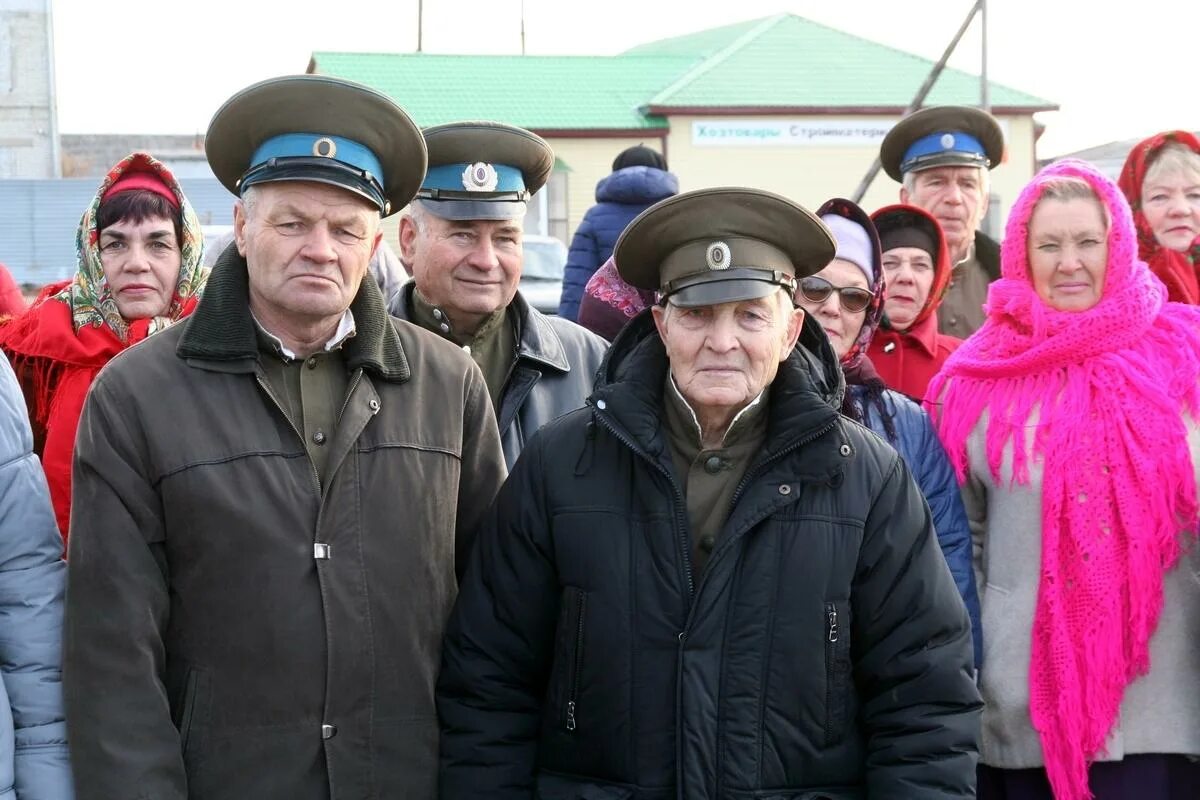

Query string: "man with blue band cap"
[64, 76, 507, 800]
[880, 104, 1005, 338]
[390, 120, 608, 467]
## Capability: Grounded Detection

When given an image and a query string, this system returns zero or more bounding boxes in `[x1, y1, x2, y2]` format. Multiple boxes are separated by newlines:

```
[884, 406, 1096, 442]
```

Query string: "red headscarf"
[1117, 130, 1200, 304]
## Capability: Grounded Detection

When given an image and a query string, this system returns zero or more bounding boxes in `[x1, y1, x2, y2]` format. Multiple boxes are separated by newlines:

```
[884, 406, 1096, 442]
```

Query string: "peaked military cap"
[205, 74, 426, 217]
[615, 188, 835, 308]
[415, 121, 555, 220]
[880, 105, 1005, 183]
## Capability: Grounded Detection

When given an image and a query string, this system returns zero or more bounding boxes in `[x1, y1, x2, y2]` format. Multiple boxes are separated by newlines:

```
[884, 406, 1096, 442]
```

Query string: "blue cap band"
[900, 131, 987, 173]
[421, 163, 526, 194]
[249, 133, 385, 187]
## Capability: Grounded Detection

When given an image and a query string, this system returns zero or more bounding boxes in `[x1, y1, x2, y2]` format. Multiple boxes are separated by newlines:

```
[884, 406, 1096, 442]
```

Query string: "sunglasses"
[798, 276, 874, 313]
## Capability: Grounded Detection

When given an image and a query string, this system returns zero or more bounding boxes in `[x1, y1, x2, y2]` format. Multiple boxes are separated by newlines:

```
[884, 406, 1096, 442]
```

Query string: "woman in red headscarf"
[0, 152, 207, 542]
[866, 204, 961, 402]
[1117, 130, 1200, 303]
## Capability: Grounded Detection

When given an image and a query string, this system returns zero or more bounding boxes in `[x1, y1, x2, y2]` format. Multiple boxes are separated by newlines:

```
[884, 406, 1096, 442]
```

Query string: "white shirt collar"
[253, 309, 357, 361]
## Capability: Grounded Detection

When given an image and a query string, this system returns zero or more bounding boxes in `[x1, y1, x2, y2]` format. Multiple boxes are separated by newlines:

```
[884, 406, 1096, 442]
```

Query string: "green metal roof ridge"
[635, 12, 1052, 110]
[646, 14, 788, 105]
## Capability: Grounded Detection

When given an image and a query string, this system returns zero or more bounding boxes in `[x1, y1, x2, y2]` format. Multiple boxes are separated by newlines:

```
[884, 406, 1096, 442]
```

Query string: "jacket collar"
[177, 245, 411, 383]
[880, 311, 940, 357]
[394, 283, 571, 374]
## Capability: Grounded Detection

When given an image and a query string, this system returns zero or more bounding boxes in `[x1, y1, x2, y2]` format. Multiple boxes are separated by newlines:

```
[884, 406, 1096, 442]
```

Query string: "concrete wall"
[0, 0, 58, 178]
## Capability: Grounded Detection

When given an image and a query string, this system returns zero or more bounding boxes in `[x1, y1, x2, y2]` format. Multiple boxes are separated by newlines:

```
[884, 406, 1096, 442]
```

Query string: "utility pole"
[850, 0, 984, 203]
[417, 0, 423, 52]
[520, 0, 527, 55]
[980, 0, 990, 112]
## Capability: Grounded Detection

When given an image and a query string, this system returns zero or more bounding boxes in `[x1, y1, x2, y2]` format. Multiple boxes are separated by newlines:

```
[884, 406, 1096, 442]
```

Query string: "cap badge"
[462, 162, 499, 192]
[312, 137, 338, 159]
[706, 241, 732, 270]
[940, 133, 956, 150]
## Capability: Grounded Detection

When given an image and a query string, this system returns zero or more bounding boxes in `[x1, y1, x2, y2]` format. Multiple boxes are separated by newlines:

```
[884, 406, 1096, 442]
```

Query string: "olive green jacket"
[64, 247, 506, 800]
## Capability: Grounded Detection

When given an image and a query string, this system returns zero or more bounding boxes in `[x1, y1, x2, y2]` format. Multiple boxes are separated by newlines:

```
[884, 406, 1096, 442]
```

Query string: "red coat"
[0, 263, 24, 318]
[868, 314, 961, 402]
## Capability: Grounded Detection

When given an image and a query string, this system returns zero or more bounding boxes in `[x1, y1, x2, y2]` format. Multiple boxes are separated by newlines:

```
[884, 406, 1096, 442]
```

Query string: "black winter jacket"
[438, 312, 981, 800]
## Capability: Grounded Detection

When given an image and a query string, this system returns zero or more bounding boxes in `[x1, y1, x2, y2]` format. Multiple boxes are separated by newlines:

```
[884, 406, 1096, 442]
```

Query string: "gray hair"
[239, 184, 382, 229]
[1034, 176, 1110, 229]
[402, 201, 429, 234]
[902, 165, 990, 197]
[1144, 142, 1200, 189]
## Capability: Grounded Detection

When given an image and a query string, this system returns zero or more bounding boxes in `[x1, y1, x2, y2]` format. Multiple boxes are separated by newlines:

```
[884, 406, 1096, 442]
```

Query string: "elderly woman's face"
[1027, 198, 1108, 312]
[794, 258, 871, 360]
[1140, 170, 1200, 253]
[98, 215, 182, 320]
[651, 293, 803, 417]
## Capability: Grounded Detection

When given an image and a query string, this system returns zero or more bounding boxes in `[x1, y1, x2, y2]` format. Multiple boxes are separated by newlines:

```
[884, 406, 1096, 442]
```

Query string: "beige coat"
[963, 408, 1200, 768]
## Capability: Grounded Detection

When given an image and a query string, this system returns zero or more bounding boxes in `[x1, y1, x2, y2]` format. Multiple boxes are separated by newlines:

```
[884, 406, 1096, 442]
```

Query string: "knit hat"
[821, 213, 874, 284]
[100, 167, 180, 209]
[879, 223, 937, 262]
[612, 144, 666, 172]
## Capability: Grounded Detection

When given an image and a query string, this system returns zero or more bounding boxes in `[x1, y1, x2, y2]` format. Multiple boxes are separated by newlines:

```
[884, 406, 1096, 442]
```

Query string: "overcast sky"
[49, 0, 1200, 158]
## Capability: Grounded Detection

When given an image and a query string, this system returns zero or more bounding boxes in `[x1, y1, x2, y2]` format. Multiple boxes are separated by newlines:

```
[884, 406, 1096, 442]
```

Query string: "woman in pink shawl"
[928, 159, 1200, 800]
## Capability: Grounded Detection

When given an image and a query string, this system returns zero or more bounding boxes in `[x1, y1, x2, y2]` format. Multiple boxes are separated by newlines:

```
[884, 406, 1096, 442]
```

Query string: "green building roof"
[309, 13, 1054, 131]
[307, 52, 694, 130]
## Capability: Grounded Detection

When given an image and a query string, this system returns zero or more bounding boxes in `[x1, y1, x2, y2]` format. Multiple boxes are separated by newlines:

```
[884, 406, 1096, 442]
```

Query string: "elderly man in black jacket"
[437, 187, 982, 799]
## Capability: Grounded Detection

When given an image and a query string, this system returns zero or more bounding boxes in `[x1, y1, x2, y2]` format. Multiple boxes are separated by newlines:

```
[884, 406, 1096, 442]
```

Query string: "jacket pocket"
[557, 586, 587, 732]
[175, 668, 201, 754]
[823, 601, 850, 747]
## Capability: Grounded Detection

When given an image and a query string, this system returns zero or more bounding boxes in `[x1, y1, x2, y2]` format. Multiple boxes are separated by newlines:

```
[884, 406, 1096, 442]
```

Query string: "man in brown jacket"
[880, 105, 1005, 339]
[63, 76, 507, 800]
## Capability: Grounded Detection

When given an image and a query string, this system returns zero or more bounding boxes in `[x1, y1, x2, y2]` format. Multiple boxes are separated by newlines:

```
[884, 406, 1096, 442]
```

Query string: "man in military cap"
[437, 188, 982, 798]
[389, 120, 607, 466]
[64, 76, 506, 800]
[881, 104, 1005, 338]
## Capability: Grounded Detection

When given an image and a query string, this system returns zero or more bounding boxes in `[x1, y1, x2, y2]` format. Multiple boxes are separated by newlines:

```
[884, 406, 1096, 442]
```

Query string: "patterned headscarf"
[54, 151, 207, 341]
[0, 152, 207, 541]
[814, 198, 893, 437]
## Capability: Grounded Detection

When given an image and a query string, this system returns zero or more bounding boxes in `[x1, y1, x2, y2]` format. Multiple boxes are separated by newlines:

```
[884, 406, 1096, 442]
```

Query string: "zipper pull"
[827, 607, 839, 643]
[566, 701, 577, 731]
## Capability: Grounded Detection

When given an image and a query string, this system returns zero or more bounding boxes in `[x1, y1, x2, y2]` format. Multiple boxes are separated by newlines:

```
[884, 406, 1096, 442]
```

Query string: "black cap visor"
[240, 157, 387, 212]
[664, 268, 795, 308]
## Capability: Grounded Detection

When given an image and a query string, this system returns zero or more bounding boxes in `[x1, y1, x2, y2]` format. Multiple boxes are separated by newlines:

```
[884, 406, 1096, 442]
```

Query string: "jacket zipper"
[590, 408, 694, 599]
[824, 599, 849, 746]
[696, 417, 840, 598]
[564, 590, 587, 732]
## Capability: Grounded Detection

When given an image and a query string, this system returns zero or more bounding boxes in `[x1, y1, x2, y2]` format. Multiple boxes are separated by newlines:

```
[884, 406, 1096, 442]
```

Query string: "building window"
[522, 163, 570, 243]
[981, 193, 1002, 240]
[546, 169, 569, 244]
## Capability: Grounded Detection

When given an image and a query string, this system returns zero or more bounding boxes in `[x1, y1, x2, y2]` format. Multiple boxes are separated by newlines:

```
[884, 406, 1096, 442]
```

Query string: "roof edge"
[646, 14, 788, 106]
[644, 103, 1060, 116]
[530, 128, 671, 139]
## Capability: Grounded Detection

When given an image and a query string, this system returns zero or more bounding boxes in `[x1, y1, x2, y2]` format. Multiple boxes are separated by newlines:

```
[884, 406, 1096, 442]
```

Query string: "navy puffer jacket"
[849, 385, 982, 668]
[557, 167, 678, 321]
[438, 313, 981, 799]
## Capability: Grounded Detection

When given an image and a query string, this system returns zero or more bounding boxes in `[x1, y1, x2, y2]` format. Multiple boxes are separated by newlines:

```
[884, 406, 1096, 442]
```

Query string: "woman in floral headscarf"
[0, 152, 207, 542]
[1117, 130, 1200, 304]
[928, 159, 1200, 799]
[796, 197, 981, 666]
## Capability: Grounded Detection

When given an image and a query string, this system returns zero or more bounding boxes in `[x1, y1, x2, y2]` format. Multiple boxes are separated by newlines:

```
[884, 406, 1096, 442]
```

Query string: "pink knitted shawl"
[926, 159, 1200, 800]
